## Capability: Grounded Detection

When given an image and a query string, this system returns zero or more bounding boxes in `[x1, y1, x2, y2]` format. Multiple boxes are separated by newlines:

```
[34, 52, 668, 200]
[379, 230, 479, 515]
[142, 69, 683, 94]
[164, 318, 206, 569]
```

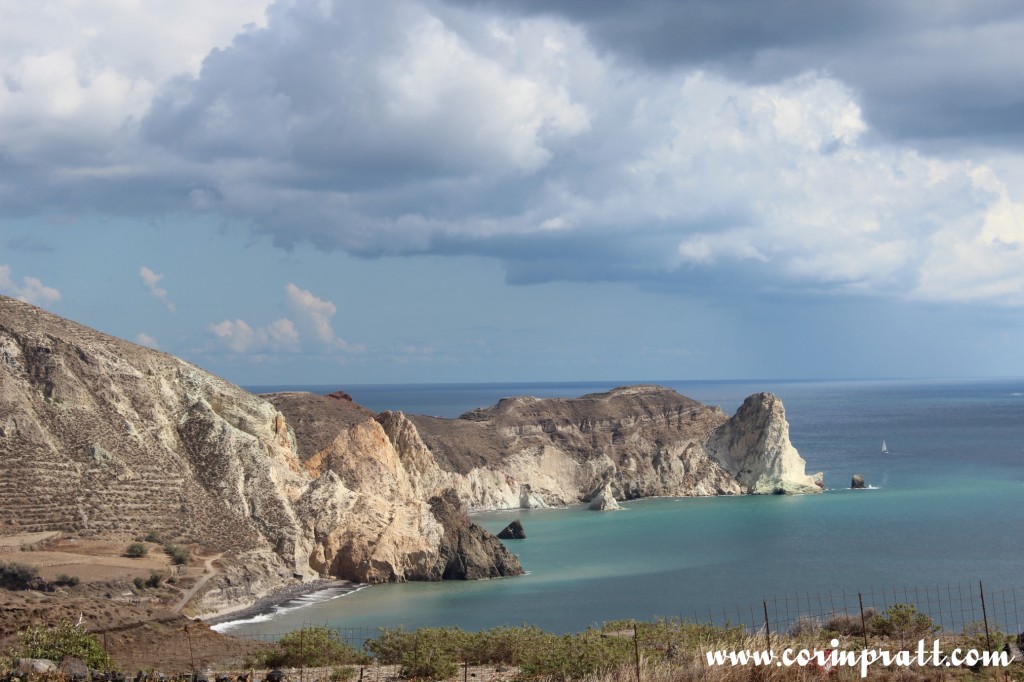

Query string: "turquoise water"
[227, 379, 1024, 636]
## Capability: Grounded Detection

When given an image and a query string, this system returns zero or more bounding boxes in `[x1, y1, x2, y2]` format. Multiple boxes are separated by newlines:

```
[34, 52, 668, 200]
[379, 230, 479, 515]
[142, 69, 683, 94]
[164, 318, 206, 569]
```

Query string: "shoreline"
[202, 579, 364, 628]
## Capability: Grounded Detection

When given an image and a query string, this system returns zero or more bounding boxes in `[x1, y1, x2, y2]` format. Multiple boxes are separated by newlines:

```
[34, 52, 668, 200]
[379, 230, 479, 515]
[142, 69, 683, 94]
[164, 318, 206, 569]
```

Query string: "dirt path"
[172, 553, 223, 614]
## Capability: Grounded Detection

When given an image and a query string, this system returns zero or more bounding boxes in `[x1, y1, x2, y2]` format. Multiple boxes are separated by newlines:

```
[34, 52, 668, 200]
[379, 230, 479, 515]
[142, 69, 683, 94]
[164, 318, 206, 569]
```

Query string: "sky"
[2, 0, 1024, 385]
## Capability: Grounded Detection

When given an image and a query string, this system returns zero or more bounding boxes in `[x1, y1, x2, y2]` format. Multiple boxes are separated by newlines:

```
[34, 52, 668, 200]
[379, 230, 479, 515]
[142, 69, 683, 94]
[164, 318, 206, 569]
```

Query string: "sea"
[217, 378, 1024, 637]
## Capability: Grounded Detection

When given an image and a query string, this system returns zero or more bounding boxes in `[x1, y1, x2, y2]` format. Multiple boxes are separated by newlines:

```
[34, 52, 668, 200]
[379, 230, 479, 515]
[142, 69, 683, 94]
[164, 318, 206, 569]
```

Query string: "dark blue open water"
[224, 379, 1024, 635]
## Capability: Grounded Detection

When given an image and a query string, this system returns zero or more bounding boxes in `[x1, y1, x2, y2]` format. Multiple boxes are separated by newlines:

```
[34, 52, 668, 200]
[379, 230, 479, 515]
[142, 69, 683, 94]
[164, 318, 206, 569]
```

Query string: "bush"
[823, 608, 876, 636]
[962, 621, 1009, 651]
[870, 604, 938, 648]
[329, 667, 358, 682]
[0, 561, 41, 590]
[125, 542, 148, 558]
[146, 572, 162, 588]
[365, 625, 633, 681]
[367, 627, 466, 665]
[163, 543, 190, 565]
[8, 619, 113, 670]
[133, 577, 146, 590]
[398, 649, 458, 681]
[54, 573, 80, 587]
[249, 626, 369, 669]
[518, 632, 632, 681]
[790, 616, 822, 639]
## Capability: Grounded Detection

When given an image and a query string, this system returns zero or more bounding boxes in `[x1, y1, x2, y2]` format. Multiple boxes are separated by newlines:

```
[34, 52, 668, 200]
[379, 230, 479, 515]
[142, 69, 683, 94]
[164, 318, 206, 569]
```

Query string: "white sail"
[881, 439, 888, 454]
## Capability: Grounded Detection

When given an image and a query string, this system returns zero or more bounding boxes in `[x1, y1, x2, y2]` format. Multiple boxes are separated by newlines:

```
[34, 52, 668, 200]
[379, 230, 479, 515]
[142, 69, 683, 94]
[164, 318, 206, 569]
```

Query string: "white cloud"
[0, 265, 62, 306]
[139, 266, 176, 312]
[0, 1, 269, 169]
[207, 316, 301, 354]
[208, 319, 258, 353]
[284, 283, 347, 347]
[206, 284, 351, 356]
[135, 332, 160, 349]
[264, 317, 301, 350]
[914, 167, 1024, 304]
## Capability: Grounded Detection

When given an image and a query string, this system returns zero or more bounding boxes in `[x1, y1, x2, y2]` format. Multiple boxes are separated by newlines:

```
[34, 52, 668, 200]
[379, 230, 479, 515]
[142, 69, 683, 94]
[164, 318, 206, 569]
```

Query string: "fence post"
[979, 581, 992, 650]
[763, 600, 771, 649]
[633, 624, 642, 682]
[858, 593, 869, 648]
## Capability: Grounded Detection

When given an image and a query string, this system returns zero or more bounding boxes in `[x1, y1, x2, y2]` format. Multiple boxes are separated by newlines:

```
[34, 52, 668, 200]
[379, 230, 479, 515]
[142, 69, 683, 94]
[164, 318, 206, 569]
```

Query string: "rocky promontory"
[0, 295, 823, 617]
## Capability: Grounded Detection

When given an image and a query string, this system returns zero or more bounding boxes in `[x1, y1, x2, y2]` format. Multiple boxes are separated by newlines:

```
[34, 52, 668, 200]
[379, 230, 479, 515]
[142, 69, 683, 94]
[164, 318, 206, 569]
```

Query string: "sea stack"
[851, 474, 866, 489]
[497, 519, 526, 539]
[705, 393, 824, 494]
[587, 481, 622, 511]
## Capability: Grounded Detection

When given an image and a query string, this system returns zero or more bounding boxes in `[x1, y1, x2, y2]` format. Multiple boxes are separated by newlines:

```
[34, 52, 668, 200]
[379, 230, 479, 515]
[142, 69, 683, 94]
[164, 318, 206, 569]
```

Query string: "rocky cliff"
[0, 296, 821, 615]
[0, 296, 520, 613]
[389, 384, 822, 507]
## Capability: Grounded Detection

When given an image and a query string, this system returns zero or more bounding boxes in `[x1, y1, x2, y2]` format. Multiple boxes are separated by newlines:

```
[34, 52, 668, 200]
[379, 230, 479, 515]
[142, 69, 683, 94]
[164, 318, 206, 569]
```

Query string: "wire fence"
[79, 581, 1024, 677]
[696, 582, 1022, 643]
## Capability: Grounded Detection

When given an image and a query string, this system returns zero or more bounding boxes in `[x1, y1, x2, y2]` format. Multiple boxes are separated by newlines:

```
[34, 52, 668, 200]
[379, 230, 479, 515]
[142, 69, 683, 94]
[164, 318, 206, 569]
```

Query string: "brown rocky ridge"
[0, 294, 822, 621]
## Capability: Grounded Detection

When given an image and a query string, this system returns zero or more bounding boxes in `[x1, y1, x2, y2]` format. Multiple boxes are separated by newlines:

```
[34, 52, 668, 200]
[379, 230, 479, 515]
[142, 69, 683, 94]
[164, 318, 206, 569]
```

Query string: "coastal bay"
[217, 378, 1024, 637]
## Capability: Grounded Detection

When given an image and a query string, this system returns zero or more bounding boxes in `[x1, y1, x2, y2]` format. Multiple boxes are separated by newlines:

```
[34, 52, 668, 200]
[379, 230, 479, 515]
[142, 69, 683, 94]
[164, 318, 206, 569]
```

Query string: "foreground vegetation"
[4, 605, 1022, 681]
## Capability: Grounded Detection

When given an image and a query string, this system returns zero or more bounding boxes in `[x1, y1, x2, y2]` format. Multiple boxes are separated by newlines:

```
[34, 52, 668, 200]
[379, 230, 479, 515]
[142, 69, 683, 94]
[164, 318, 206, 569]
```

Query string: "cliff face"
[0, 298, 310, 580]
[0, 296, 821, 615]
[398, 384, 807, 508]
[0, 296, 521, 610]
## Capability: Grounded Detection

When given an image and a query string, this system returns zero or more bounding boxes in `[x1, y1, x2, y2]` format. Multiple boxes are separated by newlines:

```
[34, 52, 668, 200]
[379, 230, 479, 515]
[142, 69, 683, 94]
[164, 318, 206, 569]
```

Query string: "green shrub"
[144, 531, 162, 543]
[961, 621, 1008, 651]
[146, 572, 162, 588]
[133, 577, 146, 590]
[163, 543, 190, 565]
[329, 667, 358, 682]
[365, 625, 633, 681]
[367, 627, 464, 663]
[8, 619, 113, 670]
[398, 650, 458, 681]
[870, 604, 939, 648]
[518, 631, 632, 681]
[249, 626, 369, 668]
[0, 561, 41, 590]
[125, 542, 148, 558]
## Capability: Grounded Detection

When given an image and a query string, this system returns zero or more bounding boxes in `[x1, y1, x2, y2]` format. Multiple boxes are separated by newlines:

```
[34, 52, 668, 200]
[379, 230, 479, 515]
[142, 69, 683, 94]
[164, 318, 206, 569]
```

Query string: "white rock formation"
[705, 393, 823, 494]
[587, 481, 622, 511]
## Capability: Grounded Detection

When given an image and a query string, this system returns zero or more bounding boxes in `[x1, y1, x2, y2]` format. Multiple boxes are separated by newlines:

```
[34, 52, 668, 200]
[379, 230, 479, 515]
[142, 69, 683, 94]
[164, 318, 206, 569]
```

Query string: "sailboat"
[881, 440, 888, 454]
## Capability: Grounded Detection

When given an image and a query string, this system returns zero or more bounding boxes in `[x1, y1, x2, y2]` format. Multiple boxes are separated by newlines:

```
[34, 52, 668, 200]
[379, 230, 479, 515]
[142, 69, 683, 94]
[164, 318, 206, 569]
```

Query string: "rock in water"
[497, 519, 526, 539]
[587, 481, 622, 511]
[428, 489, 523, 579]
[851, 474, 866, 489]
